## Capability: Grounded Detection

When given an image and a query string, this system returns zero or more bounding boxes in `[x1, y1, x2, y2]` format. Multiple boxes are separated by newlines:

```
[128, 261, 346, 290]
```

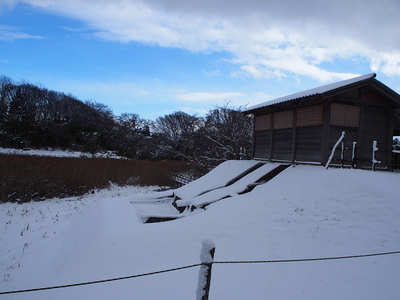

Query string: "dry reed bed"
[0, 154, 200, 203]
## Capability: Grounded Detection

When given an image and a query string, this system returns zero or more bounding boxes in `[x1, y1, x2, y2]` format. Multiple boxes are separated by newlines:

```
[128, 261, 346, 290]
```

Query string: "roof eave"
[244, 73, 378, 114]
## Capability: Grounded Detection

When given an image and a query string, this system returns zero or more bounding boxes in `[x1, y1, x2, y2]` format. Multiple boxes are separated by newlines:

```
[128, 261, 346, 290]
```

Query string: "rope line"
[0, 263, 201, 295]
[214, 250, 400, 265]
[1, 250, 399, 295]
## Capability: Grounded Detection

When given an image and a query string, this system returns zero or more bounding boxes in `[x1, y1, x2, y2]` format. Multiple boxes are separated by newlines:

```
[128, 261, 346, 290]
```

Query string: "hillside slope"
[1, 163, 400, 299]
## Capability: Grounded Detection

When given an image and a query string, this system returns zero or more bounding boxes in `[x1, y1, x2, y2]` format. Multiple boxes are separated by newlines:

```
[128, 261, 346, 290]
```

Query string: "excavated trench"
[140, 163, 291, 223]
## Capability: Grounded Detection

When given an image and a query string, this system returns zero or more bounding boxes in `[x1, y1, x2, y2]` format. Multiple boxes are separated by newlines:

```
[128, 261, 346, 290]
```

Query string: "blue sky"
[1, 0, 399, 120]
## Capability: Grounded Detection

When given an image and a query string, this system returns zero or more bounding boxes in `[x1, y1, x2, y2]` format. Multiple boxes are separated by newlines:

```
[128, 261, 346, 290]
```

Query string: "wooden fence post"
[351, 141, 357, 169]
[196, 239, 215, 300]
[372, 140, 381, 171]
[340, 137, 345, 168]
[325, 131, 345, 169]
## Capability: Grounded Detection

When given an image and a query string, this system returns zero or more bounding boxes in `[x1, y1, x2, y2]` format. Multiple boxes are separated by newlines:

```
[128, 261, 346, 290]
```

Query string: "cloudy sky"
[1, 0, 399, 120]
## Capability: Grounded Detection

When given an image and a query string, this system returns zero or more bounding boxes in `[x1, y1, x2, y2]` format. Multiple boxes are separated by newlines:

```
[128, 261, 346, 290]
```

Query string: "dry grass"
[0, 154, 203, 203]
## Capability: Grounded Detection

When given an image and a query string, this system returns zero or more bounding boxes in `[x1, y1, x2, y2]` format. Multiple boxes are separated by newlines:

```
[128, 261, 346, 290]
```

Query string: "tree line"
[0, 75, 253, 161]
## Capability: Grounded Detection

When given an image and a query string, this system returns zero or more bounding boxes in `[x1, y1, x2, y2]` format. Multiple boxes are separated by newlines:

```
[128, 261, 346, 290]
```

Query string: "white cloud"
[235, 65, 285, 80]
[0, 0, 17, 12]
[16, 0, 400, 78]
[176, 92, 245, 102]
[203, 69, 222, 77]
[0, 25, 45, 41]
[45, 79, 152, 106]
[175, 91, 274, 112]
[178, 106, 207, 116]
[369, 51, 400, 77]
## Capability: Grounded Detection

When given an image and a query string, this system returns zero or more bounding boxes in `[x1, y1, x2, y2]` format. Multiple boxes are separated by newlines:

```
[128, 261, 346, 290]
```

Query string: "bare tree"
[0, 76, 15, 122]
[118, 113, 152, 136]
[155, 111, 203, 159]
[8, 82, 47, 122]
[204, 102, 253, 160]
[41, 90, 71, 123]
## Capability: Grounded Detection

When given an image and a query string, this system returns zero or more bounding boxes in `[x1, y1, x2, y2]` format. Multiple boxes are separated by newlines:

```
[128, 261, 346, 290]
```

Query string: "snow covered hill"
[1, 162, 400, 299]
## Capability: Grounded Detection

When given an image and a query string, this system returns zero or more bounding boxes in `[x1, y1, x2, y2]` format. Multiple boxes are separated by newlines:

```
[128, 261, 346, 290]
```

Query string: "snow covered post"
[325, 131, 345, 169]
[340, 137, 345, 168]
[352, 141, 357, 169]
[372, 140, 381, 171]
[196, 239, 216, 300]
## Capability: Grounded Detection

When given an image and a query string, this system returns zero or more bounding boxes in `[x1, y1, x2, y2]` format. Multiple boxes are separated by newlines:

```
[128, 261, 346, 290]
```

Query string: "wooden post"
[351, 141, 357, 169]
[340, 137, 345, 168]
[196, 239, 215, 300]
[372, 140, 381, 172]
[325, 131, 345, 169]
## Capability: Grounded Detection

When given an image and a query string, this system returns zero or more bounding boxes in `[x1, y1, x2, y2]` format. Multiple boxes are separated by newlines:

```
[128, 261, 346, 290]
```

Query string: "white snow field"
[0, 147, 123, 159]
[1, 161, 400, 300]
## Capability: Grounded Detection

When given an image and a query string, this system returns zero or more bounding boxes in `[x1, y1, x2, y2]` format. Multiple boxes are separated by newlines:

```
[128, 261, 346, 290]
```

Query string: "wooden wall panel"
[272, 128, 293, 161]
[295, 126, 323, 162]
[341, 89, 359, 98]
[296, 105, 324, 127]
[363, 86, 390, 102]
[331, 103, 360, 128]
[254, 130, 270, 159]
[273, 110, 293, 129]
[255, 114, 271, 131]
[358, 107, 390, 169]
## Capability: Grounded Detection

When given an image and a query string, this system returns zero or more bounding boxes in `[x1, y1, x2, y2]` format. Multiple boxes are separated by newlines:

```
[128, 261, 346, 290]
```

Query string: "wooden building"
[244, 73, 400, 170]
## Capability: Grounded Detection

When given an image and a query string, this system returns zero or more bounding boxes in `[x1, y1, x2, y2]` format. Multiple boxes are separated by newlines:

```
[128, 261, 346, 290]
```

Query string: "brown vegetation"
[0, 154, 204, 203]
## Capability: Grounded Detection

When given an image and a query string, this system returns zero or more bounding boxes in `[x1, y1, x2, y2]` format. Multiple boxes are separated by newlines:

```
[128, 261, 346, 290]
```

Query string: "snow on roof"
[246, 73, 376, 112]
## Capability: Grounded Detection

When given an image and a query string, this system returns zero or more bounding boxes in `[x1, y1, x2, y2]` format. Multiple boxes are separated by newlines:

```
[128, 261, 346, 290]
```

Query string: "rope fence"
[1, 249, 399, 296]
[0, 263, 201, 295]
[214, 250, 400, 264]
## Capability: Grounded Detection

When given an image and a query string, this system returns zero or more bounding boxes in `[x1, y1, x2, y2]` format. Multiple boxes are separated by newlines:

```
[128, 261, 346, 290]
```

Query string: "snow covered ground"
[1, 161, 400, 299]
[0, 148, 123, 159]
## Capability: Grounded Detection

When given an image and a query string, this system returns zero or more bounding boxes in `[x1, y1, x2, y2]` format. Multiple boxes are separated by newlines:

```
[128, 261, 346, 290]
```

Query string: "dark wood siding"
[255, 114, 271, 131]
[331, 103, 360, 128]
[254, 130, 270, 159]
[328, 127, 358, 167]
[295, 126, 323, 162]
[272, 128, 293, 161]
[358, 107, 390, 169]
[341, 88, 359, 98]
[297, 105, 323, 127]
[363, 86, 391, 103]
[273, 110, 293, 129]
